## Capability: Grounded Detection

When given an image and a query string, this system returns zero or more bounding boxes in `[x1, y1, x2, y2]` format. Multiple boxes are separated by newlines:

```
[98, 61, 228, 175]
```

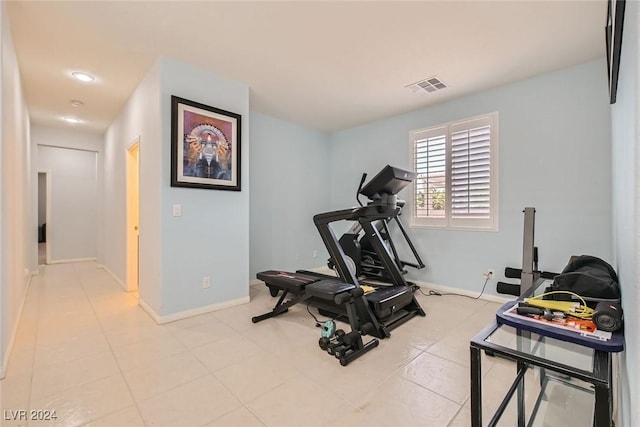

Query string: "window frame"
[410, 112, 499, 231]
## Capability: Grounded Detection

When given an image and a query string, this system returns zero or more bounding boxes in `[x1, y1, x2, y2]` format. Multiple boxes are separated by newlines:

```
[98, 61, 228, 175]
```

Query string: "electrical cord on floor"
[418, 276, 490, 300]
[306, 302, 337, 327]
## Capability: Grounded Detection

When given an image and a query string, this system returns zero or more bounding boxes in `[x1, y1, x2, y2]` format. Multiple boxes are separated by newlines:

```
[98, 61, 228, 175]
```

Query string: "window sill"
[409, 222, 498, 232]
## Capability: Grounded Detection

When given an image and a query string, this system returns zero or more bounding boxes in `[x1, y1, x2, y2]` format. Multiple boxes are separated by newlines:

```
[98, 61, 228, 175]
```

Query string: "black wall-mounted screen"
[606, 0, 626, 104]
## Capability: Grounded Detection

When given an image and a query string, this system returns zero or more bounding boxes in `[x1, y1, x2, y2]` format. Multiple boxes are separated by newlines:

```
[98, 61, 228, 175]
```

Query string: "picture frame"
[606, 0, 626, 104]
[171, 96, 241, 191]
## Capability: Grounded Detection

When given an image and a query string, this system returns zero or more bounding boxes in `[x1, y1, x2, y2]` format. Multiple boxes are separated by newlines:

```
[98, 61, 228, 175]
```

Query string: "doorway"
[37, 171, 50, 265]
[126, 139, 140, 292]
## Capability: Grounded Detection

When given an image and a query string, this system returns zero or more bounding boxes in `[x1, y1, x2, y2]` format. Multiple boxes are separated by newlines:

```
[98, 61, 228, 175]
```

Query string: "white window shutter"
[450, 123, 491, 219]
[412, 127, 447, 224]
[415, 136, 446, 218]
[410, 113, 498, 230]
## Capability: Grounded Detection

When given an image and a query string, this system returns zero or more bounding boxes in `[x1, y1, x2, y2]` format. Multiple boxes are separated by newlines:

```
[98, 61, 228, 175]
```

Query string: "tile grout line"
[17, 262, 492, 427]
[79, 264, 265, 426]
[185, 319, 285, 427]
[73, 262, 149, 427]
[24, 263, 88, 424]
[24, 265, 44, 427]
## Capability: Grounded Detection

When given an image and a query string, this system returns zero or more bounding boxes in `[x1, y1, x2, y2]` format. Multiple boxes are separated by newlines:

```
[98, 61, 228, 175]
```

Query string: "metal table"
[470, 282, 624, 427]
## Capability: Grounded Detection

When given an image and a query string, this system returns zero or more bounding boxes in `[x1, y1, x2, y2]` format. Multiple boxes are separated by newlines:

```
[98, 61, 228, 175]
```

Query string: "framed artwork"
[171, 96, 241, 191]
[606, 0, 626, 104]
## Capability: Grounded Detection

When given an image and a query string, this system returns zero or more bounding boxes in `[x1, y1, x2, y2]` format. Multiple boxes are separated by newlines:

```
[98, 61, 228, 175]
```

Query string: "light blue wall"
[249, 112, 330, 276]
[159, 58, 250, 315]
[611, 1, 639, 425]
[330, 60, 612, 294]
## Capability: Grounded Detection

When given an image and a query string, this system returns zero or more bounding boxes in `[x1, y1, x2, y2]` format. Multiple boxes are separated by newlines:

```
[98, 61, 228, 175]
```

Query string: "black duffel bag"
[551, 255, 620, 304]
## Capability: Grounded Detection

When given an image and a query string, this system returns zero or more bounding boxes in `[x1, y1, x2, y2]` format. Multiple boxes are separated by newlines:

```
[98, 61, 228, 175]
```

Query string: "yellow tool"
[360, 285, 376, 294]
[524, 291, 595, 320]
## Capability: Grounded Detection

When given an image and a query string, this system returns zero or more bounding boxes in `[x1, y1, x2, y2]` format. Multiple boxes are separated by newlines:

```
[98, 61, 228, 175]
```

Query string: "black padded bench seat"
[252, 271, 360, 324]
[306, 280, 356, 300]
[252, 270, 321, 323]
[256, 270, 319, 294]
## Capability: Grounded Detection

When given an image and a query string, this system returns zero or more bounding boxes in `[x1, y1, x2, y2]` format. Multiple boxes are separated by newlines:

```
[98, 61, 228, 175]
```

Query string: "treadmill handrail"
[313, 206, 400, 226]
[314, 204, 410, 288]
[392, 216, 426, 270]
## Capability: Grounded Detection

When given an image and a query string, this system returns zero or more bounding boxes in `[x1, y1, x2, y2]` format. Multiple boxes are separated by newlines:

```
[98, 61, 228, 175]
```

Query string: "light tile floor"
[1, 262, 526, 427]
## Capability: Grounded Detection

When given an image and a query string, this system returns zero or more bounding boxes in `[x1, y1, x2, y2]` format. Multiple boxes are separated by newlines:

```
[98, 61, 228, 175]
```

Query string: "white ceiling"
[7, 0, 607, 133]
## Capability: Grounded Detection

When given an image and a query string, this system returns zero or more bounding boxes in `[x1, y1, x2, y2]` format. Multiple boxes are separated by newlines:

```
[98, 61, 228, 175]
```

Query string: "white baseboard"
[1, 270, 35, 379]
[139, 296, 250, 325]
[97, 264, 128, 291]
[48, 257, 97, 265]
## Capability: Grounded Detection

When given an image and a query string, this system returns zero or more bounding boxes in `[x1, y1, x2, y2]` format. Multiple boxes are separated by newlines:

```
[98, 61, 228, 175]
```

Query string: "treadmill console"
[359, 165, 416, 207]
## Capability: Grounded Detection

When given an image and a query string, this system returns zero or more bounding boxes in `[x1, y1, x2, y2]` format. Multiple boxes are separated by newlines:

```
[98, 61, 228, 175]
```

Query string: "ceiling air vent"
[406, 76, 447, 94]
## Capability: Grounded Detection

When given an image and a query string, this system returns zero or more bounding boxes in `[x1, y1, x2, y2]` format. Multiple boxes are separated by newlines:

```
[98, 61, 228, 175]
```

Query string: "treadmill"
[303, 165, 426, 338]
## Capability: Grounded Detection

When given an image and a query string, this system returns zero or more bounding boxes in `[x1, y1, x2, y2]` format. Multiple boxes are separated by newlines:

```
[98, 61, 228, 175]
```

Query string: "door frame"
[126, 138, 140, 292]
[38, 169, 52, 265]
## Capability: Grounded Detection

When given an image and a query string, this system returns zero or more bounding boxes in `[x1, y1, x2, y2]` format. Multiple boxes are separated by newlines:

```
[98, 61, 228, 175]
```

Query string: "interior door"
[126, 140, 140, 292]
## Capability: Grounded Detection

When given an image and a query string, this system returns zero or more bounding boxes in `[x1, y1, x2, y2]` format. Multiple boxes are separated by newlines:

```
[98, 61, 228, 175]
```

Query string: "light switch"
[172, 204, 182, 217]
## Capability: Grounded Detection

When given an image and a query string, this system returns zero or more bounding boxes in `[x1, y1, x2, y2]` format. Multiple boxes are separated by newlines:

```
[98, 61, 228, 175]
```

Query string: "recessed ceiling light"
[71, 71, 95, 82]
[63, 117, 82, 124]
[70, 100, 84, 107]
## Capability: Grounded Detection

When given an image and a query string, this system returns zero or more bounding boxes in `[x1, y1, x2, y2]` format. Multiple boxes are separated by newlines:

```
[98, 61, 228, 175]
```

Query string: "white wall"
[610, 1, 639, 425]
[32, 125, 103, 263]
[37, 146, 98, 262]
[330, 60, 612, 294]
[31, 124, 103, 152]
[0, 1, 32, 377]
[249, 112, 331, 276]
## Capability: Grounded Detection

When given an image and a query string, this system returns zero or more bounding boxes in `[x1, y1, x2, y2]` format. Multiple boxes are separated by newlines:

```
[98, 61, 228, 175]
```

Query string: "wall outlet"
[202, 276, 211, 288]
[483, 269, 494, 279]
[313, 250, 317, 258]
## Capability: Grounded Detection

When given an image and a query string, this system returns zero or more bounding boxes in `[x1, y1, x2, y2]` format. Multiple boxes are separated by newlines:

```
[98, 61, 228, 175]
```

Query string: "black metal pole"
[360, 217, 407, 287]
[470, 345, 483, 427]
[393, 216, 425, 268]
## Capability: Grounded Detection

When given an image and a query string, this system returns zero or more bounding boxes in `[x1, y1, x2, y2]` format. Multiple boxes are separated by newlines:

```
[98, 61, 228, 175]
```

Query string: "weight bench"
[251, 270, 320, 323]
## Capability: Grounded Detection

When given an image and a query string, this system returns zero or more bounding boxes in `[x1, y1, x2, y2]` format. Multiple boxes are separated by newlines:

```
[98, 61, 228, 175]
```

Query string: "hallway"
[2, 262, 516, 426]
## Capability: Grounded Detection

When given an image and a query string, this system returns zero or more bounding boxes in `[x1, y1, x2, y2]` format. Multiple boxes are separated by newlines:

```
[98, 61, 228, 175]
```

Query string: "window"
[410, 112, 498, 230]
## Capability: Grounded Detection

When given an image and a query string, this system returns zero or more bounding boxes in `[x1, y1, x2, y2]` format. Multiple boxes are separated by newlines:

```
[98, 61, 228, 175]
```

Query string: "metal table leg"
[471, 345, 483, 427]
[593, 350, 613, 427]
